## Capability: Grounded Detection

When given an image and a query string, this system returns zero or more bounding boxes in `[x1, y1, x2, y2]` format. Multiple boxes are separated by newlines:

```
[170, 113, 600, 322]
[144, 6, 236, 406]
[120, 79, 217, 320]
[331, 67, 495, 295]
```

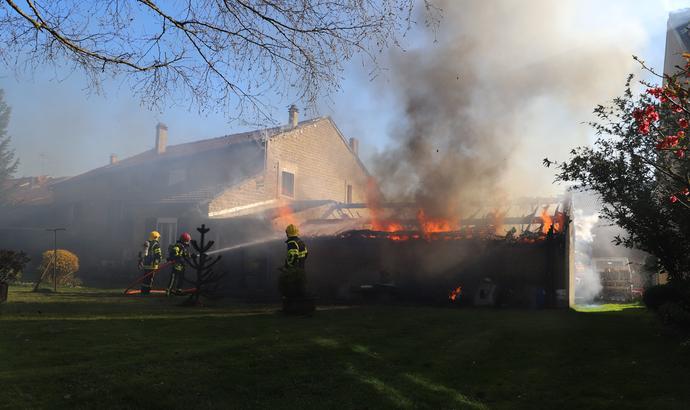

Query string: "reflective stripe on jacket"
[168, 242, 189, 271]
[143, 240, 162, 269]
[285, 236, 308, 268]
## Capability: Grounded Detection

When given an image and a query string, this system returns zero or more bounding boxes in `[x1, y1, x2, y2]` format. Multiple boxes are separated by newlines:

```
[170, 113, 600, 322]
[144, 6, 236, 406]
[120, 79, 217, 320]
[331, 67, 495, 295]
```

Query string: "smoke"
[372, 0, 648, 217]
[573, 208, 602, 303]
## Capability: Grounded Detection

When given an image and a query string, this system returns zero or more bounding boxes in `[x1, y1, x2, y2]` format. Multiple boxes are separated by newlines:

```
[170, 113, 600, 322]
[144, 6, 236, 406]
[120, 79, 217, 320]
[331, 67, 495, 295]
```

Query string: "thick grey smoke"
[373, 0, 647, 217]
[573, 209, 602, 302]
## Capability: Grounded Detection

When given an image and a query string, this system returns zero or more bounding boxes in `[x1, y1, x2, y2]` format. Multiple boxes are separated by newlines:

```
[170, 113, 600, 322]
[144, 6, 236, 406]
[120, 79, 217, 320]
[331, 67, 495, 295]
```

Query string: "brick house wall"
[208, 118, 368, 215]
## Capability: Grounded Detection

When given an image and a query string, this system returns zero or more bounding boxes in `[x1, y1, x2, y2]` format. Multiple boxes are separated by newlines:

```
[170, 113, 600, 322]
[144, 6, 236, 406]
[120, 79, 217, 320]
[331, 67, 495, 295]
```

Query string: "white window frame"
[278, 161, 298, 199]
[156, 217, 178, 251]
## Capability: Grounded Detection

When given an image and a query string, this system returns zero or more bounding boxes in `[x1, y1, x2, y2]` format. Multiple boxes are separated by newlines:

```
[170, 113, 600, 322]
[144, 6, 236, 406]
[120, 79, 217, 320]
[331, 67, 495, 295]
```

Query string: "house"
[0, 106, 370, 282]
[664, 8, 690, 77]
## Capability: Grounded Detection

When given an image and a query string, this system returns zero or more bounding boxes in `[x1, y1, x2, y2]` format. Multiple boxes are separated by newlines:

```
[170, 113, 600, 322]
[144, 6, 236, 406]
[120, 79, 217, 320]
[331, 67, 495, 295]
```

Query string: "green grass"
[1, 286, 689, 410]
[572, 303, 645, 312]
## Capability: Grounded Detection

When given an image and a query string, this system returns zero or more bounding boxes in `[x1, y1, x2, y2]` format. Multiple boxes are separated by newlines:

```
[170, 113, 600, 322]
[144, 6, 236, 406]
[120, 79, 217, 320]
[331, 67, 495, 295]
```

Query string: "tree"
[183, 224, 223, 305]
[0, 249, 30, 283]
[0, 90, 19, 204]
[548, 54, 690, 282]
[34, 249, 80, 290]
[0, 0, 439, 124]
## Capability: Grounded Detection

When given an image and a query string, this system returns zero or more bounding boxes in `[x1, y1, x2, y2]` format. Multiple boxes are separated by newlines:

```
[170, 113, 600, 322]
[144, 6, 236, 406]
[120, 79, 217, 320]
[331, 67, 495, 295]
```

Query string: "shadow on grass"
[2, 304, 690, 409]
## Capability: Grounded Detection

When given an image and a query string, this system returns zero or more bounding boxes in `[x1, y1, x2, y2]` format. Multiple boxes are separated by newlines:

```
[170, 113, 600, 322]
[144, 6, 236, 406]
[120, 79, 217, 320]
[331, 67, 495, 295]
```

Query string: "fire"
[416, 209, 458, 236]
[366, 177, 406, 232]
[372, 221, 404, 232]
[540, 208, 553, 234]
[274, 204, 297, 230]
[449, 286, 462, 301]
[540, 207, 566, 234]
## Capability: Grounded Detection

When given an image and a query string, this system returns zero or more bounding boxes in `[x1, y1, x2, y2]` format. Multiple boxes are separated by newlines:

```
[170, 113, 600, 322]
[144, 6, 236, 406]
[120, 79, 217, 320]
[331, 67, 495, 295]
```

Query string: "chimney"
[109, 154, 118, 165]
[288, 104, 299, 128]
[349, 138, 359, 156]
[155, 122, 168, 154]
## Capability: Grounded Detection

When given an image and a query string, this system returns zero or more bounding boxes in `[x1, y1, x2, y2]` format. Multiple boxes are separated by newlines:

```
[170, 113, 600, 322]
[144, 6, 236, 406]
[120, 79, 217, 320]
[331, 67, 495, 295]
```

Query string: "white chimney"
[288, 105, 299, 128]
[155, 123, 168, 154]
[109, 154, 118, 165]
[349, 138, 359, 156]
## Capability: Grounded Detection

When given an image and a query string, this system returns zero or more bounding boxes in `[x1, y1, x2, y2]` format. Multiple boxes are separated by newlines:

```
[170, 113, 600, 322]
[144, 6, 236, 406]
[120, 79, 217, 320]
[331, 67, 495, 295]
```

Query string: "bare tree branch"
[0, 0, 441, 124]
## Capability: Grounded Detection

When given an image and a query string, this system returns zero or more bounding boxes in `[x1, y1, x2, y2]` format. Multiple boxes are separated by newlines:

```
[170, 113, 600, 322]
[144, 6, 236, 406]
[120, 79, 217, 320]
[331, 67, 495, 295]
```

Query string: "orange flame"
[374, 222, 405, 232]
[366, 177, 405, 232]
[274, 204, 297, 231]
[540, 208, 553, 234]
[449, 286, 462, 301]
[417, 209, 458, 237]
[540, 208, 566, 234]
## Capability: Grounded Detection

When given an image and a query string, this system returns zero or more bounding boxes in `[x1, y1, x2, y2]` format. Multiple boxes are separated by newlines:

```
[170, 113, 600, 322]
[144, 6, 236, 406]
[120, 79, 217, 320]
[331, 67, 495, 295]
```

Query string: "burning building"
[0, 106, 574, 308]
[217, 197, 573, 308]
[0, 107, 369, 282]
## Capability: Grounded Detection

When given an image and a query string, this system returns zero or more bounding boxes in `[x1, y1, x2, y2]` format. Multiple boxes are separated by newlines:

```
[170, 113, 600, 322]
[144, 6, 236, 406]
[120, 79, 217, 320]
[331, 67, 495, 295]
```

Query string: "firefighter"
[139, 231, 162, 295]
[167, 232, 191, 296]
[285, 224, 308, 270]
[280, 224, 308, 297]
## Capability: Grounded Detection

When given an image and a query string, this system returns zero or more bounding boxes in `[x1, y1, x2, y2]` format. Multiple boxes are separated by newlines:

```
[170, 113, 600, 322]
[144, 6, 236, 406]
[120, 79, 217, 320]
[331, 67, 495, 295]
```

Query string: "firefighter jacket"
[285, 236, 308, 269]
[142, 239, 162, 270]
[167, 241, 189, 272]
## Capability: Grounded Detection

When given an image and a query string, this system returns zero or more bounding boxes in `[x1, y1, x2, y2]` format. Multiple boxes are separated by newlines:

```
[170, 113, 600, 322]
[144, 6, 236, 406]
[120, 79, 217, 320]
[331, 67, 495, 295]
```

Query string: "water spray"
[206, 236, 282, 255]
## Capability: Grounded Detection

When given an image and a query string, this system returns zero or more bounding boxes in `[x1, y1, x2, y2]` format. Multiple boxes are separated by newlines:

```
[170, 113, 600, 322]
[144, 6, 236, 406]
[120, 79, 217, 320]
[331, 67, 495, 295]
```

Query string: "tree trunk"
[32, 262, 52, 292]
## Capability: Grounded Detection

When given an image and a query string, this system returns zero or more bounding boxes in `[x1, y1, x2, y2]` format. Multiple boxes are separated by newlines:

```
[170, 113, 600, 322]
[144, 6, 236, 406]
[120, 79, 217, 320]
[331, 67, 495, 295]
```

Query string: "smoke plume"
[573, 209, 602, 302]
[373, 0, 647, 217]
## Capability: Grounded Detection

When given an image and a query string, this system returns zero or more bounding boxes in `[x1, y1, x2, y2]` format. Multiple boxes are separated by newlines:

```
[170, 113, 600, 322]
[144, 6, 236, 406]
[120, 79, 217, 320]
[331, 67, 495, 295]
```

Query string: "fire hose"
[124, 262, 175, 295]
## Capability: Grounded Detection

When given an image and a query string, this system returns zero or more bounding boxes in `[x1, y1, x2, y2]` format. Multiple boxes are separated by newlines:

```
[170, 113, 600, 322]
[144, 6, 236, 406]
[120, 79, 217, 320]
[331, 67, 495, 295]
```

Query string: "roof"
[258, 197, 572, 237]
[3, 176, 68, 206]
[58, 117, 328, 185]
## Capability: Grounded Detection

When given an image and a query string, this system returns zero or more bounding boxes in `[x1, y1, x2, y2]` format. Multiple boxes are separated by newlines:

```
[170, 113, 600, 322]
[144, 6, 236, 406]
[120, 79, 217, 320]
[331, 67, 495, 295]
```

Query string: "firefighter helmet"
[285, 224, 299, 237]
[149, 230, 161, 240]
[180, 232, 192, 243]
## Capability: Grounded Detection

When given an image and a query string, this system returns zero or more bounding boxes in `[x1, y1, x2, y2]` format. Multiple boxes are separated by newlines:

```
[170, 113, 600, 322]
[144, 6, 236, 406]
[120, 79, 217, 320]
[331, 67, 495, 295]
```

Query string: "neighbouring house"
[664, 8, 690, 78]
[0, 106, 369, 283]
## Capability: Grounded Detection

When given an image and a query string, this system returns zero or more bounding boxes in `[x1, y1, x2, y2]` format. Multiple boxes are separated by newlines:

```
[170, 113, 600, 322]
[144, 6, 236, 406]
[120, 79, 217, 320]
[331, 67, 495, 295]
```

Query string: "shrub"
[38, 249, 81, 287]
[658, 302, 690, 329]
[0, 250, 30, 283]
[644, 282, 690, 329]
[643, 284, 681, 310]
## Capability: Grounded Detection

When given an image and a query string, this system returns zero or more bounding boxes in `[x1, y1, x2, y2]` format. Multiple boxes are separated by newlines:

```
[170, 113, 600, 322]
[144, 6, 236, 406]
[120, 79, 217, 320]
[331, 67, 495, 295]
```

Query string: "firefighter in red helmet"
[166, 232, 191, 295]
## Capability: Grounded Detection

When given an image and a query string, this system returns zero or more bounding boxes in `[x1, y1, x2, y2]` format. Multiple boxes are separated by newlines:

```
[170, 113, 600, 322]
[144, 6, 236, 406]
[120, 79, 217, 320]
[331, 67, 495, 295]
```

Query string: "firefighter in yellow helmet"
[285, 224, 307, 269]
[138, 230, 162, 295]
[280, 224, 308, 297]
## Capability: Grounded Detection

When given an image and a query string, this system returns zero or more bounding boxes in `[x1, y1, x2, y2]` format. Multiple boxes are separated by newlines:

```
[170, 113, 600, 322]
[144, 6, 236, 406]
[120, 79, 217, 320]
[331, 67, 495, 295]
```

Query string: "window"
[346, 184, 353, 204]
[156, 218, 178, 251]
[281, 171, 295, 197]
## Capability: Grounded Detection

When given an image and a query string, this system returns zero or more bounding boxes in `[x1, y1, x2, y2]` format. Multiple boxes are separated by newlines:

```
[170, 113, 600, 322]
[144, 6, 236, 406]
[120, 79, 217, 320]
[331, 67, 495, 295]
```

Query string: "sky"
[1, 0, 688, 194]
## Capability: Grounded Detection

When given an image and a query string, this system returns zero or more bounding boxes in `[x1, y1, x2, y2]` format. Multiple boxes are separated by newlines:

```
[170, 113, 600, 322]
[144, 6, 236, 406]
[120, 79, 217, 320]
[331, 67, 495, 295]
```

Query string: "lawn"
[1, 286, 689, 410]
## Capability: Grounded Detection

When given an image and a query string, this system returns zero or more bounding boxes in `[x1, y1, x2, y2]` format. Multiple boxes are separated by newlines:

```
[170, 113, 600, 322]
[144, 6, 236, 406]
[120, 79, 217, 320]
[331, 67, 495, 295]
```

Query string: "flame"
[372, 221, 404, 232]
[366, 177, 406, 232]
[274, 204, 297, 231]
[540, 208, 566, 234]
[449, 286, 462, 301]
[416, 209, 458, 237]
[540, 208, 553, 234]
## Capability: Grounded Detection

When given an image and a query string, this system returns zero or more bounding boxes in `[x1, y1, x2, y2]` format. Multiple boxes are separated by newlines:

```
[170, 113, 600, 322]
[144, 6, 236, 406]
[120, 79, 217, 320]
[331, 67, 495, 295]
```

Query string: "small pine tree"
[0, 89, 19, 204]
[183, 224, 224, 306]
